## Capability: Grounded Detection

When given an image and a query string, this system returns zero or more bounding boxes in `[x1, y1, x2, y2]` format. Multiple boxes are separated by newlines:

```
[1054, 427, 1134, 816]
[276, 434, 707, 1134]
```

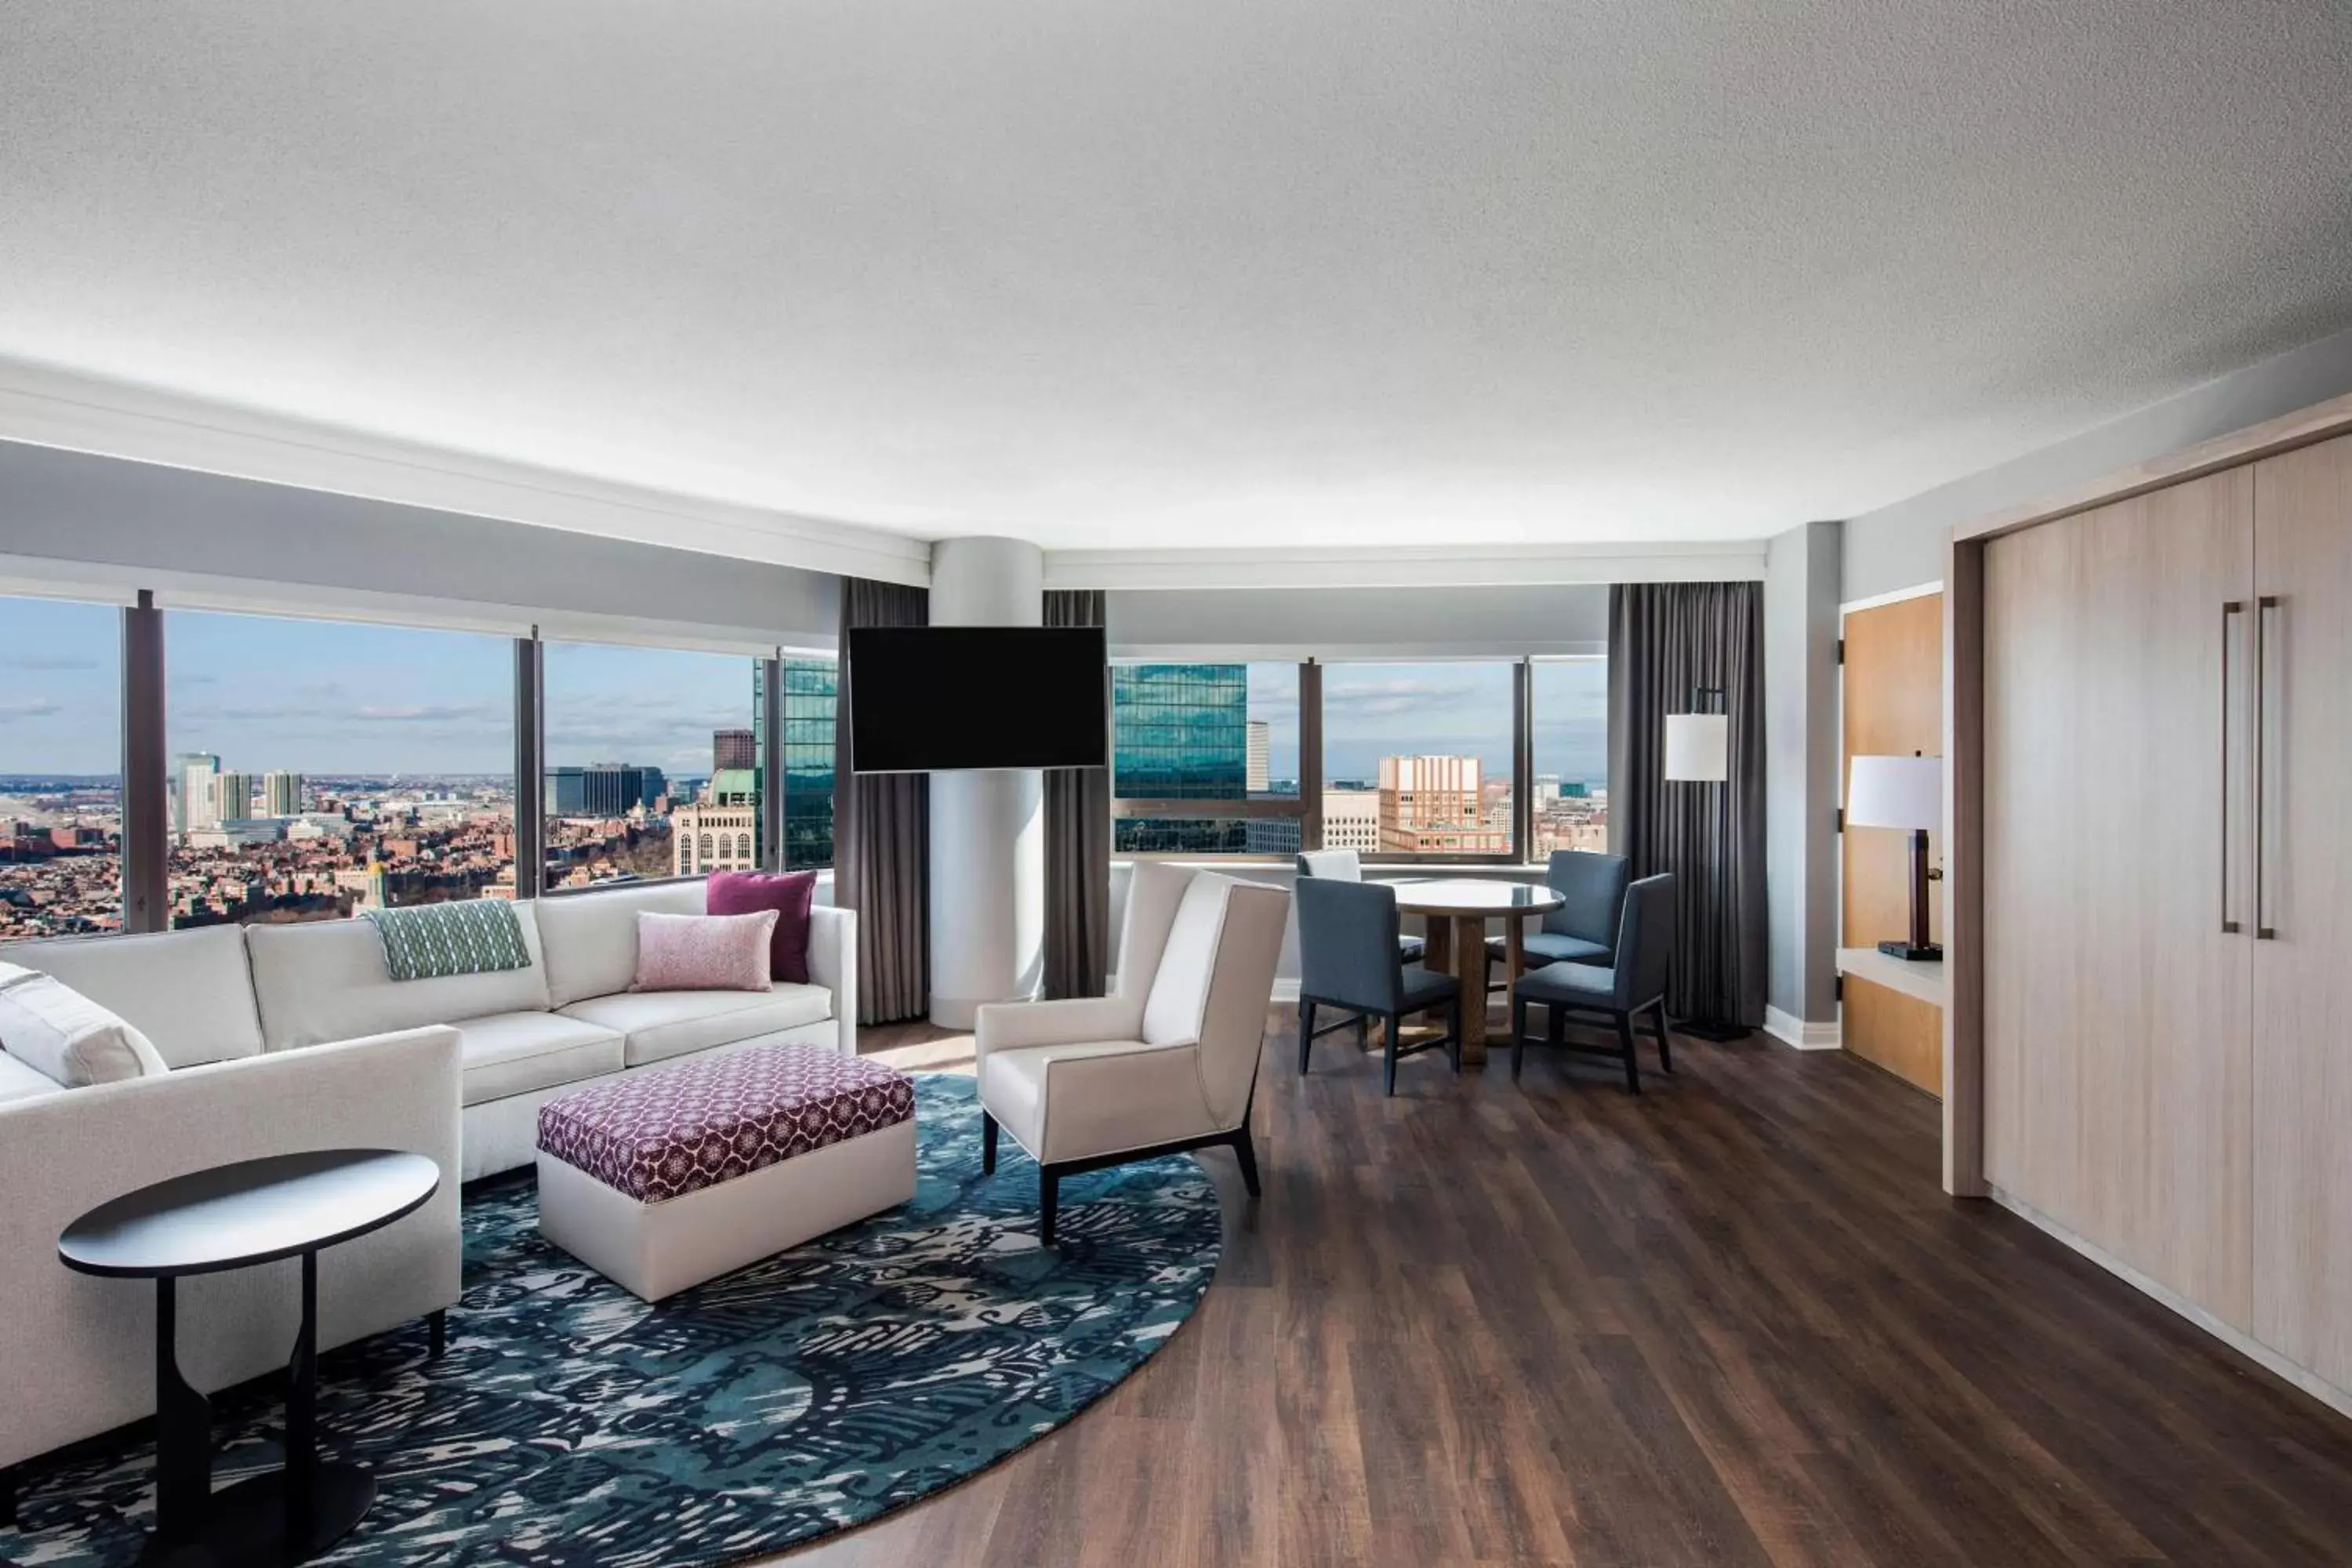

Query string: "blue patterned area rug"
[2, 1073, 1222, 1567]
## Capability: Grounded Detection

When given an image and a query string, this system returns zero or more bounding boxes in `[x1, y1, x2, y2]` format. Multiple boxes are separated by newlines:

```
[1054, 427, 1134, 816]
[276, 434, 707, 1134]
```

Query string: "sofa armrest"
[807, 904, 858, 1053]
[0, 1025, 463, 1470]
[975, 996, 1142, 1062]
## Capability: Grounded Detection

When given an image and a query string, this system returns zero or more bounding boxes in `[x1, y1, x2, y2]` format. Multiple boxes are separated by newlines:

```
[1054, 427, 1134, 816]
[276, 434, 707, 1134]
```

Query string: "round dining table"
[1391, 878, 1567, 1064]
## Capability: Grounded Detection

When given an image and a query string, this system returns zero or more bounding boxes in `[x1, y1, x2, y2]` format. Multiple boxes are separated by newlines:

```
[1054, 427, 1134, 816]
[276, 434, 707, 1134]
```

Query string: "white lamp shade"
[1663, 713, 1729, 782]
[1847, 754, 1941, 829]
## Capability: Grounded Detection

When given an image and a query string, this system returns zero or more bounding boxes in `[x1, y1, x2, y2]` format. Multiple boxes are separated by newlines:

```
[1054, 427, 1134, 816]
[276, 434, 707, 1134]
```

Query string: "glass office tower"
[780, 659, 837, 869]
[1112, 664, 1250, 853]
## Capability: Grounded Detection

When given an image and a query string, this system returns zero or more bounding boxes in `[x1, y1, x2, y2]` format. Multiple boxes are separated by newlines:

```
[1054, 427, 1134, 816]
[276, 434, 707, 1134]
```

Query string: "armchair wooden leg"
[2, 1461, 16, 1529]
[1382, 1012, 1400, 1097]
[1298, 1000, 1317, 1075]
[1039, 1167, 1059, 1247]
[428, 1307, 447, 1359]
[1510, 993, 1527, 1081]
[1230, 1123, 1262, 1199]
[1650, 1002, 1674, 1073]
[982, 1110, 1000, 1174]
[1615, 1011, 1642, 1094]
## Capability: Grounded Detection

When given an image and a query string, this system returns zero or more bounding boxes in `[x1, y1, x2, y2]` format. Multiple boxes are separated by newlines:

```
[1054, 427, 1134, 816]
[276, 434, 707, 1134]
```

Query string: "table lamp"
[1846, 753, 1942, 961]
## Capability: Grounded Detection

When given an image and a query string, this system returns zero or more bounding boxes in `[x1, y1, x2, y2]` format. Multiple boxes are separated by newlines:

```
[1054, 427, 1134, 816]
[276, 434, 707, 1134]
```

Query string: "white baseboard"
[1987, 1185, 2352, 1424]
[1763, 1005, 1841, 1050]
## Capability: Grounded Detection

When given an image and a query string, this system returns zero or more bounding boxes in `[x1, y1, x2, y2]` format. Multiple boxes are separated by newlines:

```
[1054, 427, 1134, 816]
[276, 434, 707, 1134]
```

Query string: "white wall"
[1843, 325, 2352, 602]
[1763, 521, 1842, 1033]
[0, 439, 840, 650]
[1108, 583, 1606, 659]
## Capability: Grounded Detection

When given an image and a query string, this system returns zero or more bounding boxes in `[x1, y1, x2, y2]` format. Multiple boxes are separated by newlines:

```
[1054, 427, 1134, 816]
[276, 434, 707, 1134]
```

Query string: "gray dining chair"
[1484, 849, 1630, 991]
[1295, 849, 1425, 962]
[1295, 876, 1461, 1096]
[1507, 873, 1675, 1093]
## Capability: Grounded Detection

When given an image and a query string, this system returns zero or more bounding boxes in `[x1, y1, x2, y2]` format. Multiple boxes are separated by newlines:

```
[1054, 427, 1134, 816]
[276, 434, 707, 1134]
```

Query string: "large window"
[1530, 657, 1609, 855]
[0, 595, 124, 935]
[1323, 661, 1515, 858]
[1111, 663, 1301, 855]
[164, 611, 515, 926]
[780, 658, 836, 870]
[543, 641, 760, 889]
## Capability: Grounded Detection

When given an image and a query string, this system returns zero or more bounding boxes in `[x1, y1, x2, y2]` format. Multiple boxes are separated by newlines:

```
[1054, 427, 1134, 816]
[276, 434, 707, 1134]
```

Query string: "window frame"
[1319, 655, 1530, 868]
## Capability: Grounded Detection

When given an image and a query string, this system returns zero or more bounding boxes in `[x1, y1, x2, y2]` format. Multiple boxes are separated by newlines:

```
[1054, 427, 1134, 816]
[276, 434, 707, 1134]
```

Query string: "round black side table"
[57, 1149, 441, 1566]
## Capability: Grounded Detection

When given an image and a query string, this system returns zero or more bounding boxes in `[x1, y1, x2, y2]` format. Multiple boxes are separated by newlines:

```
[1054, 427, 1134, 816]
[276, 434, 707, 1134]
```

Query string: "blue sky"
[1254, 659, 1606, 785]
[0, 597, 1606, 785]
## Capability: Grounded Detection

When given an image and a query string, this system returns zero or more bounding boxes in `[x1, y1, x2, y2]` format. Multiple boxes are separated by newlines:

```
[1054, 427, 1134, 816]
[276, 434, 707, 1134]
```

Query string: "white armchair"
[973, 864, 1290, 1244]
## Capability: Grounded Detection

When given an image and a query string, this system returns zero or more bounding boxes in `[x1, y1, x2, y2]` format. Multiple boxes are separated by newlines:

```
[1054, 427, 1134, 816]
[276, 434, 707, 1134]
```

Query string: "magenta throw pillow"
[706, 869, 818, 983]
[630, 910, 778, 993]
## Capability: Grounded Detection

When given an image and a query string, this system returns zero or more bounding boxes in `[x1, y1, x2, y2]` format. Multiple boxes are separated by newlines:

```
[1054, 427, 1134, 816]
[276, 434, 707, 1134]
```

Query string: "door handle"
[2256, 594, 2278, 941]
[2222, 601, 2242, 934]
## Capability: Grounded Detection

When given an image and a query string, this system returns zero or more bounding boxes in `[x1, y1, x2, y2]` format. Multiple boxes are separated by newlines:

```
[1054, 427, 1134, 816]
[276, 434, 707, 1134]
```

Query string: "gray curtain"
[833, 577, 930, 1025]
[1607, 582, 1767, 1029]
[1042, 590, 1111, 998]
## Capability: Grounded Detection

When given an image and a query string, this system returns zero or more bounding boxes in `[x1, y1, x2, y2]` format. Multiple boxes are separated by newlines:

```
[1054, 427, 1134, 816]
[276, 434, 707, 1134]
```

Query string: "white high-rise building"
[212, 771, 256, 824]
[1245, 720, 1271, 793]
[171, 753, 220, 837]
[1319, 788, 1381, 851]
[263, 771, 304, 816]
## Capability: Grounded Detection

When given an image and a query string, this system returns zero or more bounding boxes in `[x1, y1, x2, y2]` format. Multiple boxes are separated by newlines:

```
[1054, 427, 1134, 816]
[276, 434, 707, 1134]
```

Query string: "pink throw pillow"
[631, 910, 779, 993]
[706, 869, 818, 983]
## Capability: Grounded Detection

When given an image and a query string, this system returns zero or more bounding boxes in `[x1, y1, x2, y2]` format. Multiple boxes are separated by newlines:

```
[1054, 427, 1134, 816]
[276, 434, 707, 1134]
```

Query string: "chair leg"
[428, 1307, 447, 1359]
[1651, 1001, 1674, 1074]
[982, 1109, 999, 1174]
[1040, 1167, 1059, 1246]
[1615, 1011, 1642, 1094]
[1298, 1000, 1317, 1076]
[1510, 992, 1527, 1081]
[1447, 993, 1463, 1074]
[1356, 1013, 1369, 1051]
[1231, 1123, 1263, 1198]
[1548, 999, 1565, 1052]
[1383, 1013, 1400, 1097]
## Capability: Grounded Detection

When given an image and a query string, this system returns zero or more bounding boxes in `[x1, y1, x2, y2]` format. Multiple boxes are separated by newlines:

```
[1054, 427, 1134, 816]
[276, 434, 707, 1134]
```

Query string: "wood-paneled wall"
[1841, 590, 1944, 1094]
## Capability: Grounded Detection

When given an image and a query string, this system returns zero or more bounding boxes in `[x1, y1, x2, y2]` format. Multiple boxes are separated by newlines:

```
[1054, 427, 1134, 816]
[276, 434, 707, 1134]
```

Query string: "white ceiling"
[3, 1, 2350, 557]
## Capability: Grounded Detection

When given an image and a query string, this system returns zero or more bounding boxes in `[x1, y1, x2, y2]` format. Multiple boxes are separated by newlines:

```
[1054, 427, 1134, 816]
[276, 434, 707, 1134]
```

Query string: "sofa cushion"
[246, 906, 552, 1052]
[0, 1042, 67, 1103]
[558, 983, 833, 1069]
[456, 1011, 625, 1108]
[0, 924, 263, 1067]
[630, 910, 777, 994]
[532, 882, 705, 1009]
[0, 973, 169, 1087]
[705, 869, 818, 983]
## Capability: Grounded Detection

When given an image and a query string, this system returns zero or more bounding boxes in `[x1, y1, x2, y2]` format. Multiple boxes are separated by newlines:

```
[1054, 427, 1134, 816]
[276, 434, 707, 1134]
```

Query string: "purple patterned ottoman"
[533, 1043, 916, 1301]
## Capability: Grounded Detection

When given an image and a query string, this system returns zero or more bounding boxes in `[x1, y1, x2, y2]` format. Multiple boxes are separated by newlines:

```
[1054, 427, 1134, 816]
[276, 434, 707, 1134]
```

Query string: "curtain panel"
[1606, 581, 1768, 1029]
[1042, 589, 1111, 998]
[833, 577, 931, 1025]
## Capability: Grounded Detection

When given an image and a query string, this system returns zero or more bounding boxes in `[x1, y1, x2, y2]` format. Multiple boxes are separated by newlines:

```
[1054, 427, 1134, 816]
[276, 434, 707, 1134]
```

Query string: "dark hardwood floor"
[781, 1007, 2352, 1566]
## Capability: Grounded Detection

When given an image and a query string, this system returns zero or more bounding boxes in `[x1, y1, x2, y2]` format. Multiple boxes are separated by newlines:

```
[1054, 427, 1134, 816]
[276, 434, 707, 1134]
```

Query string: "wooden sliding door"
[2250, 433, 2352, 1387]
[1981, 468, 2254, 1326]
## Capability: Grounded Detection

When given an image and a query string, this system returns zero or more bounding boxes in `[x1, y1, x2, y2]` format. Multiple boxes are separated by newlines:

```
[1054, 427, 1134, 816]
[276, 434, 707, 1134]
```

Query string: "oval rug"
[2, 1073, 1223, 1567]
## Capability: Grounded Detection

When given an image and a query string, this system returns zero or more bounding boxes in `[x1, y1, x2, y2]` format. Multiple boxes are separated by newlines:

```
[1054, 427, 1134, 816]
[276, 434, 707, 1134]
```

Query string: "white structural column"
[927, 536, 1047, 1028]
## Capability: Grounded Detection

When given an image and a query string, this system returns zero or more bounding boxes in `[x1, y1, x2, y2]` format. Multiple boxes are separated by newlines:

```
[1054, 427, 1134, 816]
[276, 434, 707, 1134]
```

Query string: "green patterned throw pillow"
[365, 900, 533, 982]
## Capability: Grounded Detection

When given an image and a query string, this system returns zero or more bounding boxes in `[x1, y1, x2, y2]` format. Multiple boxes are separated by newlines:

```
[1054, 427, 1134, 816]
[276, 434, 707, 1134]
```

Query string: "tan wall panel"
[1842, 976, 1942, 1097]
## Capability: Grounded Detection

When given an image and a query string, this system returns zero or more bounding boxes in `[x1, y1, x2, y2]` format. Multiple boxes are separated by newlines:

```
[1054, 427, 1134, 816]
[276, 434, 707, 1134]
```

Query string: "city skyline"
[2, 598, 1606, 786]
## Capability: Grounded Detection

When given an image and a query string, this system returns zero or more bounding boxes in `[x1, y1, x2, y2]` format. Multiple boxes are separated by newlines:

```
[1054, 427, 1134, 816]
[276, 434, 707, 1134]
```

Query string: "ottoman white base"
[536, 1118, 917, 1302]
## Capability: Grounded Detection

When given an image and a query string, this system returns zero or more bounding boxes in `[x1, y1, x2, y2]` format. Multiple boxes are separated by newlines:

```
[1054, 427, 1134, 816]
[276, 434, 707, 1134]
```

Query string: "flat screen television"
[848, 626, 1108, 772]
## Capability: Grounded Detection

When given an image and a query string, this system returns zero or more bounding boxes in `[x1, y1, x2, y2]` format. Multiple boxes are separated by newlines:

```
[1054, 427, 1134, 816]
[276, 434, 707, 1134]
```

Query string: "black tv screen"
[848, 626, 1108, 772]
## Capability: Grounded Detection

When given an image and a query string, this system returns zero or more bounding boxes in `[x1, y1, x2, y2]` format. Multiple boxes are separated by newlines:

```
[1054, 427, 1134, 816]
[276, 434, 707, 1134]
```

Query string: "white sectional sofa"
[0, 877, 858, 1480]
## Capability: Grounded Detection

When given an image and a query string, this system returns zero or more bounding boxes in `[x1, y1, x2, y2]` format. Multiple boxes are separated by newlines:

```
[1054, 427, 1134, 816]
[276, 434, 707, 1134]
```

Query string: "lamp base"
[1876, 940, 1944, 962]
[1672, 1017, 1751, 1043]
